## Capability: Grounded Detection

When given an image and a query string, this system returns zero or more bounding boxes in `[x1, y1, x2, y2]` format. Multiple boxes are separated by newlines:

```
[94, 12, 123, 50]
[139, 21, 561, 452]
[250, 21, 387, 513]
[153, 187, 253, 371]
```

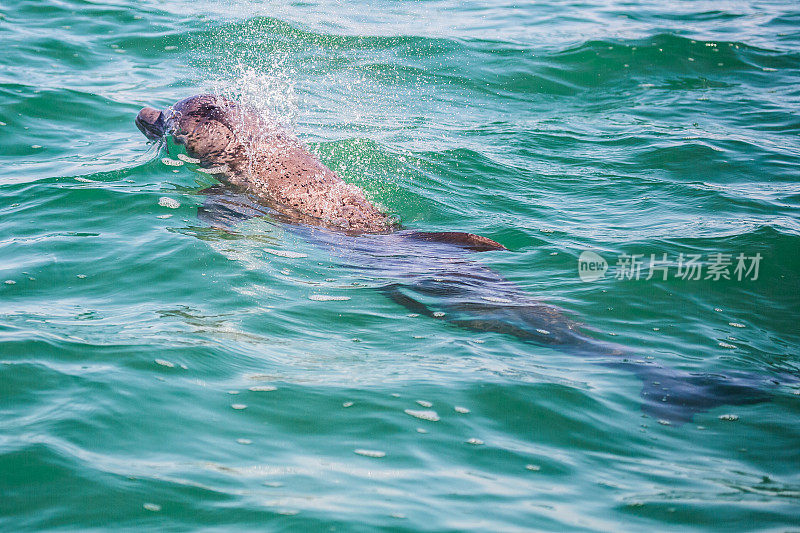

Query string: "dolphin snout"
[136, 106, 167, 140]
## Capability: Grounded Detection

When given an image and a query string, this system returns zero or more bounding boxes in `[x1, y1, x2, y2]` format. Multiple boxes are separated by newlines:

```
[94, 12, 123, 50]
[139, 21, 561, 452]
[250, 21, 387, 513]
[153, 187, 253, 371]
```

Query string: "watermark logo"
[578, 250, 608, 282]
[578, 251, 762, 282]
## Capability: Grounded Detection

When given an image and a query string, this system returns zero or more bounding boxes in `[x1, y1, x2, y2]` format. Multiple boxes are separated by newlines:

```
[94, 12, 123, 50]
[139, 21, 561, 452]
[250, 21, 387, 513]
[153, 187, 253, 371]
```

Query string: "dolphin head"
[135, 106, 170, 140]
[139, 94, 240, 162]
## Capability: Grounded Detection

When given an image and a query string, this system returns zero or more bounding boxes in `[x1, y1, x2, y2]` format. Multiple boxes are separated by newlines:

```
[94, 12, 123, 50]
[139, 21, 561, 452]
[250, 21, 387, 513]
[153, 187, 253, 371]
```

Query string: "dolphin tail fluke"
[625, 363, 774, 424]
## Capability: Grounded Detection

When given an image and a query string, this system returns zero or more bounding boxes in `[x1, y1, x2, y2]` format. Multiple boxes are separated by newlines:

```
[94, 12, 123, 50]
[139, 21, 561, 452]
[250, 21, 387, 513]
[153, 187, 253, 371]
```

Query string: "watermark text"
[578, 251, 762, 282]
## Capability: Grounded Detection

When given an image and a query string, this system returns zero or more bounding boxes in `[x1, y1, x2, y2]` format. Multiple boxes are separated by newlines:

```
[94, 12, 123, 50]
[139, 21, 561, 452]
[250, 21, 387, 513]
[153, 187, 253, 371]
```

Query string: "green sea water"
[2, 0, 800, 530]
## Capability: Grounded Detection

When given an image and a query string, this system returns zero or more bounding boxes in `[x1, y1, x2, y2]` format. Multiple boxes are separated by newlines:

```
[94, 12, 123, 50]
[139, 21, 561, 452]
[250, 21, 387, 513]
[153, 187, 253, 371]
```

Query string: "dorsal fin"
[405, 231, 507, 252]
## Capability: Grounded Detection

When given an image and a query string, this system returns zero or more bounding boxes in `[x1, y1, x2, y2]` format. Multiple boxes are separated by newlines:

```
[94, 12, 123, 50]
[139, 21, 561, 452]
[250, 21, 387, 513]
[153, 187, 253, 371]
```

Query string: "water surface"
[1, 0, 799, 530]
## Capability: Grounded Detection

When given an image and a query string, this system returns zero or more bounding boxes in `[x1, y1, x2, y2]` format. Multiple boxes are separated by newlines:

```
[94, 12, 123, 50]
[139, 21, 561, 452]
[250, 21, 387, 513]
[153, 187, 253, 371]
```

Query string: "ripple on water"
[264, 248, 308, 258]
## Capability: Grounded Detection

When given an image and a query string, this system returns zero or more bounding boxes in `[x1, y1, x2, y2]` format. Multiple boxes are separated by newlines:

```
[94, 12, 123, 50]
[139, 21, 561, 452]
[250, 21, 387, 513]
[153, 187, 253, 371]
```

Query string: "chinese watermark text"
[578, 251, 762, 282]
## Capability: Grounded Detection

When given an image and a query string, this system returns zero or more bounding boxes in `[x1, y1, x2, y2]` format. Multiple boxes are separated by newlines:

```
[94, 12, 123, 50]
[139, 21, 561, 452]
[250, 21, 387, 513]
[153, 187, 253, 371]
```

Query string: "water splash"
[210, 59, 299, 129]
[201, 15, 300, 129]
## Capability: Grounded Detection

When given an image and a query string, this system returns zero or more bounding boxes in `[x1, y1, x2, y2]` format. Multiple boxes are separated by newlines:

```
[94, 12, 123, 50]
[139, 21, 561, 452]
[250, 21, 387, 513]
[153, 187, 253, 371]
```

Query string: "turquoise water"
[2, 0, 800, 529]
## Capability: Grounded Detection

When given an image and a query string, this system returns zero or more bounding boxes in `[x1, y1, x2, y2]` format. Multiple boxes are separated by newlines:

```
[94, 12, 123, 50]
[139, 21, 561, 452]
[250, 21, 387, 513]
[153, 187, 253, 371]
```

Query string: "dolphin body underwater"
[137, 94, 784, 424]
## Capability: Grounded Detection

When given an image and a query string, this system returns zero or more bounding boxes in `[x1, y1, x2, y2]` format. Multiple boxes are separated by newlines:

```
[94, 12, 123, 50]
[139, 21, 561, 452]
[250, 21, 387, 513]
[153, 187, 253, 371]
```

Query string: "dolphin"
[136, 94, 786, 424]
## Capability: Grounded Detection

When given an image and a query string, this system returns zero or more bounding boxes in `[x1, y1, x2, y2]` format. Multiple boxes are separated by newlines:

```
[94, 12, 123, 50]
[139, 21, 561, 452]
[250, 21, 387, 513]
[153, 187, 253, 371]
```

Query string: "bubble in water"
[416, 400, 432, 408]
[466, 438, 484, 445]
[198, 165, 228, 175]
[231, 404, 248, 410]
[354, 449, 386, 458]
[143, 503, 161, 512]
[155, 359, 174, 368]
[719, 414, 739, 421]
[249, 385, 277, 392]
[404, 409, 439, 422]
[308, 294, 351, 301]
[177, 153, 200, 163]
[482, 296, 512, 303]
[454, 406, 470, 414]
[158, 197, 180, 209]
[161, 157, 183, 167]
